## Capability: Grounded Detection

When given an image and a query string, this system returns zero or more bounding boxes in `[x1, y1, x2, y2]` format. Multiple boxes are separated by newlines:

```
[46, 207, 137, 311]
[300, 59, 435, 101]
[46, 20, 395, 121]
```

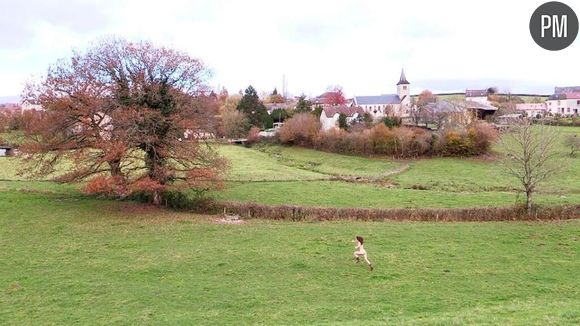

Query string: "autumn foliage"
[21, 38, 226, 204]
[279, 120, 497, 158]
[278, 113, 321, 146]
[323, 86, 347, 106]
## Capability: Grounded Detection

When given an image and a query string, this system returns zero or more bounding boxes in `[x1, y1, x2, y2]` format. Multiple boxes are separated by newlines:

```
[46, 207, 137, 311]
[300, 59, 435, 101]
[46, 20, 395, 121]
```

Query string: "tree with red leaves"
[21, 38, 226, 205]
[323, 85, 346, 106]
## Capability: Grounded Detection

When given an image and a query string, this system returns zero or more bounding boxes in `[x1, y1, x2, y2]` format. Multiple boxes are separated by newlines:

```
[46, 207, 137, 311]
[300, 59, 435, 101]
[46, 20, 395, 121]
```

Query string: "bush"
[279, 113, 320, 146]
[270, 108, 289, 123]
[468, 122, 498, 154]
[220, 110, 249, 139]
[246, 126, 261, 146]
[212, 202, 579, 221]
[383, 116, 402, 128]
[281, 119, 495, 158]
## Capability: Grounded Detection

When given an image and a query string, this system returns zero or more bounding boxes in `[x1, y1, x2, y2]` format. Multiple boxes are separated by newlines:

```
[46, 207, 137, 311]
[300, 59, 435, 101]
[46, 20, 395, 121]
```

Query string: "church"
[352, 69, 412, 121]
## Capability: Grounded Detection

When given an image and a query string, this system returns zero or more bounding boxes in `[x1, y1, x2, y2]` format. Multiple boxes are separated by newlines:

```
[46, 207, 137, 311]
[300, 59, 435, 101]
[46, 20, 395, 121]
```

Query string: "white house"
[515, 103, 547, 118]
[352, 69, 412, 121]
[21, 100, 43, 112]
[546, 86, 580, 116]
[320, 106, 364, 131]
[465, 89, 489, 104]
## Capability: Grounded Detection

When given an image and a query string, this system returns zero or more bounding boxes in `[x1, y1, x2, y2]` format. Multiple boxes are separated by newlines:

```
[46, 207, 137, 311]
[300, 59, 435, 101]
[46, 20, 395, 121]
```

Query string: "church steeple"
[396, 68, 410, 105]
[397, 69, 410, 85]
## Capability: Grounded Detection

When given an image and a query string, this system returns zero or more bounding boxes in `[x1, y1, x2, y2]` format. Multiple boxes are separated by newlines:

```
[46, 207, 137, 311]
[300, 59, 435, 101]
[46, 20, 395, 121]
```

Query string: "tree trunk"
[152, 189, 161, 206]
[526, 190, 533, 216]
[109, 159, 122, 177]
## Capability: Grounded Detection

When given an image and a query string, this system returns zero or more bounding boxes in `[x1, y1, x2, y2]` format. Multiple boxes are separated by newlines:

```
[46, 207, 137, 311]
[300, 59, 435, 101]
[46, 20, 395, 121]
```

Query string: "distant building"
[465, 89, 489, 104]
[424, 101, 473, 128]
[320, 106, 364, 131]
[21, 100, 43, 112]
[515, 103, 547, 118]
[464, 100, 498, 120]
[546, 86, 580, 116]
[352, 69, 412, 121]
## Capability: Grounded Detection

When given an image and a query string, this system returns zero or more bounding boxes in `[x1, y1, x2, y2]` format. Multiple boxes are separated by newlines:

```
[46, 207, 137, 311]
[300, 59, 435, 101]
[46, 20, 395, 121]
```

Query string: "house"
[320, 106, 364, 131]
[465, 89, 489, 104]
[546, 86, 580, 116]
[424, 101, 473, 128]
[21, 100, 43, 112]
[515, 103, 547, 118]
[464, 100, 498, 120]
[310, 92, 337, 108]
[352, 69, 412, 121]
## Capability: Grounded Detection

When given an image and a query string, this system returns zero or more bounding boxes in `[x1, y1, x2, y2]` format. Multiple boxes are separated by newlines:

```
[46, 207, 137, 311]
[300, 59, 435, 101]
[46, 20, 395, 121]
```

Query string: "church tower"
[396, 69, 410, 104]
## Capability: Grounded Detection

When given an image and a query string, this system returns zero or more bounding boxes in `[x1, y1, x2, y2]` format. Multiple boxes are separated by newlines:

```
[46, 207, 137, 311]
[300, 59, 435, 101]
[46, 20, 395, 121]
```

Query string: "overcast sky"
[1, 0, 579, 100]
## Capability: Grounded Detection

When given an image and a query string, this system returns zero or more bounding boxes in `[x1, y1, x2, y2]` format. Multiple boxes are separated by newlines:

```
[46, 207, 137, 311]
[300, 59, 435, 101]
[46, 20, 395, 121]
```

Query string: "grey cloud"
[414, 78, 554, 95]
[0, 0, 110, 48]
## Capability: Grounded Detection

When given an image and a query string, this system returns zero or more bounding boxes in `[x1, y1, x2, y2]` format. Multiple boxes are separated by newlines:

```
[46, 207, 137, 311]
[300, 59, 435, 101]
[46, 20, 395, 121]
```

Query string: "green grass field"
[2, 126, 579, 209]
[1, 191, 579, 325]
[210, 126, 580, 208]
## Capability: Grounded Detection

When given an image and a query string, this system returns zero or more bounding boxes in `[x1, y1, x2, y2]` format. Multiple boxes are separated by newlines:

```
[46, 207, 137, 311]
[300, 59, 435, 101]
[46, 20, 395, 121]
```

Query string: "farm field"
[1, 126, 579, 209]
[210, 126, 580, 208]
[1, 191, 579, 325]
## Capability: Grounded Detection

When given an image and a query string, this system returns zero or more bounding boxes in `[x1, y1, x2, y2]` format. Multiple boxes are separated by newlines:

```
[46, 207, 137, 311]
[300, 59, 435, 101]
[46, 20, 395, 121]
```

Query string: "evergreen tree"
[312, 105, 323, 118]
[295, 95, 312, 113]
[338, 113, 348, 130]
[237, 86, 272, 129]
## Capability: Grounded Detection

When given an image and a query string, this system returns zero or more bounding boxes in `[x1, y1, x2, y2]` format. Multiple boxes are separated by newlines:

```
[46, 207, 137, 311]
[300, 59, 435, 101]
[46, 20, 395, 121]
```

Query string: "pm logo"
[530, 1, 578, 50]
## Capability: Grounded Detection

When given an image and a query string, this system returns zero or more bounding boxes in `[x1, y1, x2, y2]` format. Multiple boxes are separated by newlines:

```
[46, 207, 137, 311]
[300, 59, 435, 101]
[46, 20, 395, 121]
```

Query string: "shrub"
[338, 113, 348, 130]
[212, 202, 579, 221]
[468, 122, 498, 154]
[220, 110, 249, 139]
[383, 116, 401, 128]
[439, 130, 473, 156]
[280, 119, 496, 158]
[246, 126, 261, 146]
[279, 113, 320, 146]
[270, 108, 289, 123]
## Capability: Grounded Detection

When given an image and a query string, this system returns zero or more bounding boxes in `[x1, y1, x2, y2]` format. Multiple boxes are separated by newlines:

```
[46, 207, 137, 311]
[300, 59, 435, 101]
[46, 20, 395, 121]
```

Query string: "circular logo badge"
[530, 1, 578, 50]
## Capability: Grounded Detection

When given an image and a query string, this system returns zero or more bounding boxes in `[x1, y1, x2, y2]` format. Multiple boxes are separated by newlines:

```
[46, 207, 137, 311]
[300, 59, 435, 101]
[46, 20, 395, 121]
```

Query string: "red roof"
[322, 106, 364, 118]
[564, 92, 580, 99]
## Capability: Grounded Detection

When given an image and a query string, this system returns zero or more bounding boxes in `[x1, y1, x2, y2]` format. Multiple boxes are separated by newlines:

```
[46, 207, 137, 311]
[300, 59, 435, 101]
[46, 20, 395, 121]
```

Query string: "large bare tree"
[22, 38, 226, 205]
[499, 119, 562, 215]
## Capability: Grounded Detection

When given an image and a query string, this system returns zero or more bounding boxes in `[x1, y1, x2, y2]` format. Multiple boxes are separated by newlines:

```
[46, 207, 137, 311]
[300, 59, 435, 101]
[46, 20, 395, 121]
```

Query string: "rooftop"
[465, 89, 488, 97]
[322, 106, 364, 118]
[396, 69, 410, 85]
[354, 94, 401, 105]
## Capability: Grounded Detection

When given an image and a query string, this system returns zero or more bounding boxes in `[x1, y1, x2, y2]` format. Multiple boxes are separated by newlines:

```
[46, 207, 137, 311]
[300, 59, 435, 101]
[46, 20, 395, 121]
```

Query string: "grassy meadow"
[1, 126, 579, 209]
[0, 126, 579, 325]
[210, 126, 580, 208]
[1, 191, 579, 325]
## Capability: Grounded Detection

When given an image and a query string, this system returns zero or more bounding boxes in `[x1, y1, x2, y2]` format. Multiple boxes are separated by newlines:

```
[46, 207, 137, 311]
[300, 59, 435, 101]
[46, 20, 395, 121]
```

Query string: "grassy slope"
[214, 181, 580, 208]
[213, 127, 579, 208]
[2, 127, 579, 208]
[1, 191, 579, 325]
[255, 144, 401, 178]
[217, 145, 327, 181]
